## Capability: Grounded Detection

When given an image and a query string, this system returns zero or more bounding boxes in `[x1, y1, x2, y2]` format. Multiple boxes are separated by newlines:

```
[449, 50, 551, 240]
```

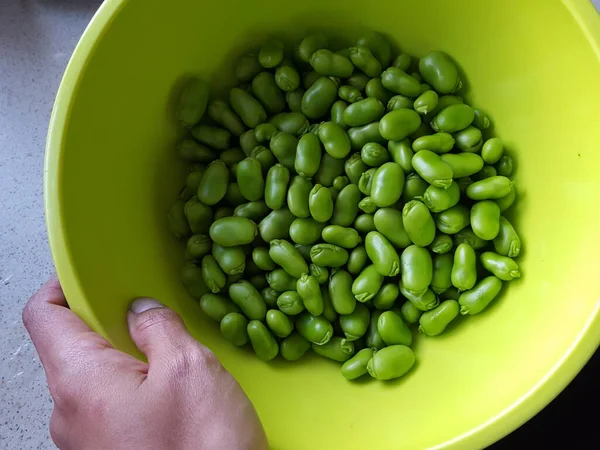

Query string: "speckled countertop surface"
[0, 1, 598, 449]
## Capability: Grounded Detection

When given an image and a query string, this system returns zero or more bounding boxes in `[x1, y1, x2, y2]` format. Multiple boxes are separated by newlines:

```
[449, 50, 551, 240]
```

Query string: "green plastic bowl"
[45, 0, 600, 448]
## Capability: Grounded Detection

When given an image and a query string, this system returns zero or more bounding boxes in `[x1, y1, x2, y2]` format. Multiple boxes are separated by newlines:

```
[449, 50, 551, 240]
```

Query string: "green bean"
[236, 54, 262, 82]
[367, 345, 415, 380]
[358, 197, 377, 214]
[268, 239, 309, 278]
[472, 165, 498, 181]
[344, 153, 368, 185]
[225, 183, 246, 207]
[349, 46, 382, 77]
[236, 157, 264, 201]
[275, 65, 301, 92]
[347, 245, 368, 276]
[481, 138, 503, 164]
[250, 145, 277, 172]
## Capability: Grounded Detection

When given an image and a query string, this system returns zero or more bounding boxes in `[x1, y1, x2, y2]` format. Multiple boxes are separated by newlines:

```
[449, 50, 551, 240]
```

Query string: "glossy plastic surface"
[45, 0, 600, 448]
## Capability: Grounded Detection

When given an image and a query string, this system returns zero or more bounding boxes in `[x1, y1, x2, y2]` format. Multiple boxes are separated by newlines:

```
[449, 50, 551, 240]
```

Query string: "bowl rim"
[44, 0, 600, 448]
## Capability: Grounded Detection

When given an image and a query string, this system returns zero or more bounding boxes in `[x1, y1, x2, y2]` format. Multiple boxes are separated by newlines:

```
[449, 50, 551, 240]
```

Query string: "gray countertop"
[0, 1, 101, 448]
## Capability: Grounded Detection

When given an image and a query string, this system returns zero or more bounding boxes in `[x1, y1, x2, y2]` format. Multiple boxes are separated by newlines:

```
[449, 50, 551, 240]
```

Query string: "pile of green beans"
[168, 31, 522, 382]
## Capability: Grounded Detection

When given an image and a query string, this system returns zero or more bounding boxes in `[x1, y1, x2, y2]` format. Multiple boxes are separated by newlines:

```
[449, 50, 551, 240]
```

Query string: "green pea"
[431, 104, 474, 133]
[318, 122, 351, 159]
[184, 197, 213, 234]
[286, 88, 305, 113]
[466, 176, 513, 201]
[453, 227, 487, 250]
[471, 200, 501, 241]
[312, 337, 355, 362]
[400, 286, 439, 312]
[342, 98, 385, 127]
[279, 332, 311, 361]
[403, 174, 428, 202]
[199, 293, 240, 321]
[315, 152, 346, 186]
[201, 255, 226, 293]
[208, 100, 245, 136]
[493, 216, 521, 258]
[357, 31, 392, 67]
[270, 112, 310, 136]
[400, 300, 422, 325]
[352, 265, 384, 303]
[366, 78, 393, 103]
[348, 46, 381, 77]
[277, 291, 305, 315]
[186, 234, 212, 260]
[381, 67, 421, 98]
[181, 264, 210, 299]
[236, 158, 264, 202]
[361, 142, 390, 167]
[346, 245, 367, 276]
[220, 312, 249, 346]
[348, 122, 386, 150]
[422, 181, 460, 213]
[402, 200, 436, 247]
[321, 225, 361, 249]
[176, 78, 210, 127]
[333, 176, 349, 191]
[295, 274, 323, 316]
[265, 309, 293, 339]
[247, 320, 278, 361]
[309, 49, 354, 77]
[451, 243, 477, 291]
[209, 216, 257, 247]
[263, 164, 290, 211]
[392, 53, 411, 71]
[365, 231, 400, 277]
[399, 245, 432, 297]
[379, 109, 422, 141]
[310, 264, 329, 285]
[341, 348, 374, 380]
[372, 283, 400, 310]
[275, 65, 300, 92]
[330, 100, 348, 129]
[258, 207, 295, 243]
[311, 244, 349, 268]
[387, 139, 413, 173]
[269, 239, 309, 278]
[373, 208, 412, 248]
[344, 153, 368, 185]
[411, 150, 454, 189]
[454, 126, 483, 153]
[358, 168, 376, 195]
[354, 214, 376, 234]
[267, 268, 298, 292]
[419, 51, 462, 94]
[358, 197, 377, 214]
[496, 155, 514, 177]
[178, 140, 216, 162]
[430, 232, 453, 254]
[459, 276, 503, 315]
[495, 186, 516, 212]
[367, 345, 415, 380]
[430, 253, 453, 294]
[481, 251, 520, 281]
[440, 153, 484, 178]
[212, 244, 245, 276]
[309, 184, 334, 223]
[296, 312, 333, 345]
[412, 133, 455, 154]
[418, 300, 459, 336]
[413, 90, 439, 115]
[328, 269, 356, 314]
[338, 85, 364, 103]
[286, 176, 312, 219]
[235, 54, 262, 82]
[301, 76, 339, 119]
[377, 310, 412, 347]
[435, 204, 470, 235]
[197, 160, 229, 205]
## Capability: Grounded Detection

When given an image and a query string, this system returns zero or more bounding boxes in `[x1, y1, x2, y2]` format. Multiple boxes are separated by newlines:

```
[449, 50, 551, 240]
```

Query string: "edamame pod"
[367, 345, 415, 380]
[247, 320, 279, 361]
[220, 312, 249, 346]
[418, 300, 459, 336]
[309, 49, 354, 78]
[435, 204, 470, 234]
[264, 164, 290, 210]
[440, 153, 484, 178]
[277, 291, 305, 315]
[381, 67, 421, 97]
[431, 253, 454, 294]
[339, 302, 371, 341]
[471, 200, 501, 240]
[295, 133, 322, 177]
[322, 225, 361, 249]
[466, 176, 513, 200]
[459, 276, 503, 315]
[400, 245, 433, 296]
[352, 265, 384, 303]
[318, 122, 351, 159]
[296, 313, 333, 345]
[341, 348, 374, 380]
[312, 337, 355, 362]
[402, 200, 436, 247]
[229, 280, 267, 320]
[258, 207, 295, 242]
[422, 181, 461, 213]
[280, 332, 311, 361]
[309, 184, 334, 223]
[411, 150, 453, 189]
[451, 243, 477, 291]
[199, 293, 240, 321]
[310, 244, 349, 267]
[197, 160, 229, 205]
[177, 78, 210, 126]
[379, 109, 421, 141]
[481, 251, 521, 281]
[377, 310, 412, 346]
[210, 217, 257, 246]
[269, 239, 309, 278]
[493, 216, 521, 257]
[212, 244, 246, 275]
[329, 269, 356, 314]
[419, 51, 462, 94]
[301, 76, 339, 119]
[365, 231, 400, 277]
[266, 309, 294, 338]
[236, 157, 264, 201]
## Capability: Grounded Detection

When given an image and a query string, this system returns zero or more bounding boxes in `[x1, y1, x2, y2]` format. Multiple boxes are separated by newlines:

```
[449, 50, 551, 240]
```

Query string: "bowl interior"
[46, 0, 600, 448]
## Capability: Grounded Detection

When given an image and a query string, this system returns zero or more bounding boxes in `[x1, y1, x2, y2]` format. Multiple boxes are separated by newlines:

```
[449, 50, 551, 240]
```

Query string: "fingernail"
[130, 297, 164, 314]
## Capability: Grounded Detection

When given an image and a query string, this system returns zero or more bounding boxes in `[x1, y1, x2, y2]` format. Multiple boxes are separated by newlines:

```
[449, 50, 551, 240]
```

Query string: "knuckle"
[166, 344, 223, 380]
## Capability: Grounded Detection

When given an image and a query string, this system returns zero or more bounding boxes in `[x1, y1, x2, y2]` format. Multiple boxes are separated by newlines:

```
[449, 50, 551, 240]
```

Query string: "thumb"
[127, 298, 197, 368]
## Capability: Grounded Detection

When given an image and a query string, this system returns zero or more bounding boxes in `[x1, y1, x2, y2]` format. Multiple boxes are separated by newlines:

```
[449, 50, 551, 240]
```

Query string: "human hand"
[22, 276, 268, 450]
